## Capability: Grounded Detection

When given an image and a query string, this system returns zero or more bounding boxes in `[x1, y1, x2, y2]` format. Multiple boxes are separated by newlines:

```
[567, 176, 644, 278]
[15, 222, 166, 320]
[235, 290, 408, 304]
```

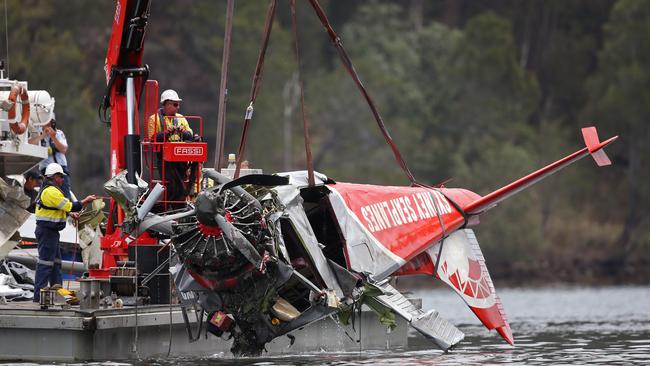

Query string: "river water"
[3, 286, 648, 365]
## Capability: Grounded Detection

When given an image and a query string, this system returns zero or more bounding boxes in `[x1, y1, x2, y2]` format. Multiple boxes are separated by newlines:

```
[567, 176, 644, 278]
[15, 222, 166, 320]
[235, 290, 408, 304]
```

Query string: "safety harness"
[35, 180, 66, 211]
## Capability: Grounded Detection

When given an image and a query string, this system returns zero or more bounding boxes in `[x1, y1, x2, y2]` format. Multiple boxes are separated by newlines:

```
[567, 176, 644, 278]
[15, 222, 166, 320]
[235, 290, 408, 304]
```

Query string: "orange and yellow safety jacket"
[147, 111, 193, 141]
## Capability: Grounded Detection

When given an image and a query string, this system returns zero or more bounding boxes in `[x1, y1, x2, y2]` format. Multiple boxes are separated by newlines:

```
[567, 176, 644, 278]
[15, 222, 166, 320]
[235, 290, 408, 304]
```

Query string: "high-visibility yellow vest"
[35, 185, 72, 223]
[147, 112, 193, 140]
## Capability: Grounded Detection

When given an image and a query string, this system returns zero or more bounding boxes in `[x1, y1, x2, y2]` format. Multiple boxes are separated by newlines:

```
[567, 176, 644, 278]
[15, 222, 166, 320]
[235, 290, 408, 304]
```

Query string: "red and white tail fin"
[582, 126, 613, 166]
[463, 126, 617, 215]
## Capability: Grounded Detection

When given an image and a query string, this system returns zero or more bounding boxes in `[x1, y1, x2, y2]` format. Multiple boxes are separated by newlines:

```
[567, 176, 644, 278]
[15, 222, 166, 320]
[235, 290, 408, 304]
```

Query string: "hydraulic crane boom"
[101, 0, 151, 182]
[97, 0, 207, 278]
[97, 0, 153, 270]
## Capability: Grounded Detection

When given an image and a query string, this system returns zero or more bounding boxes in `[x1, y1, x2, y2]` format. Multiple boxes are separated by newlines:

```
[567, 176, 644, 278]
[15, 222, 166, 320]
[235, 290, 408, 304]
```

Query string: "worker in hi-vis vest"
[147, 89, 193, 142]
[146, 89, 197, 203]
[33, 163, 97, 302]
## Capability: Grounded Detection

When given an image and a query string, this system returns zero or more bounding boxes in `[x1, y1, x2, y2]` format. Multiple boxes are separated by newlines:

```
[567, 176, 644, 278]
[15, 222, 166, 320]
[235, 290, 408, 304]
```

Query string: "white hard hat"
[160, 89, 182, 103]
[28, 90, 56, 126]
[44, 163, 67, 177]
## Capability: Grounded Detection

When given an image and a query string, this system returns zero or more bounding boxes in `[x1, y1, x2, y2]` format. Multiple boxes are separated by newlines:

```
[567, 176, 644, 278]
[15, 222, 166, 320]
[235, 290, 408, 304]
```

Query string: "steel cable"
[289, 0, 315, 187]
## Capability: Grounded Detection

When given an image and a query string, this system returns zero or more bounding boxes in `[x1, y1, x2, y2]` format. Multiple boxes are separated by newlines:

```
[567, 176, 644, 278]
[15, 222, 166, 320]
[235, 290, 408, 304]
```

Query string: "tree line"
[5, 0, 647, 282]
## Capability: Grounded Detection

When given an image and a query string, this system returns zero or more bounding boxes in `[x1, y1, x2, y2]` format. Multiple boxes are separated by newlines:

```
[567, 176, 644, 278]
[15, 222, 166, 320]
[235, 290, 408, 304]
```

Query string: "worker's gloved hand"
[193, 134, 202, 142]
[81, 195, 98, 205]
[166, 126, 182, 141]
[69, 212, 80, 221]
[181, 131, 193, 141]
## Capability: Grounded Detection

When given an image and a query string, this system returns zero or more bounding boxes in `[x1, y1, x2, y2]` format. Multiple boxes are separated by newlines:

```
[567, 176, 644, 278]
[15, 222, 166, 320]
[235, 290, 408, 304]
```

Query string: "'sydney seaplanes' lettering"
[359, 191, 452, 233]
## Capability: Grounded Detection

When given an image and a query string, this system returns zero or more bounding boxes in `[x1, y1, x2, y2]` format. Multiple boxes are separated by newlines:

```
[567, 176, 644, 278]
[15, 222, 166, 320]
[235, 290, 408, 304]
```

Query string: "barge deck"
[0, 295, 409, 361]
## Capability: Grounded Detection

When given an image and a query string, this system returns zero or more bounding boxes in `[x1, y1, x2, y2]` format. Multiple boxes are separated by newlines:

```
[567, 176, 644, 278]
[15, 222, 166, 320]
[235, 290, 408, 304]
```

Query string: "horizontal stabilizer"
[581, 126, 617, 166]
[375, 281, 464, 351]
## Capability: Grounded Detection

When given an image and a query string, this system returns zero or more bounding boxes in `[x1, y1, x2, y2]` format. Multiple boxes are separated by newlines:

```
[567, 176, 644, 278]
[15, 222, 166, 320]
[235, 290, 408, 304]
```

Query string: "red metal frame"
[101, 0, 149, 273]
[141, 115, 207, 209]
[99, 0, 210, 273]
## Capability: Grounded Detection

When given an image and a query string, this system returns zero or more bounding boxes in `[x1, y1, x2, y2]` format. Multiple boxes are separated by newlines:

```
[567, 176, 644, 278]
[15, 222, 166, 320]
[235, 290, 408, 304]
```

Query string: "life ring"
[7, 84, 30, 134]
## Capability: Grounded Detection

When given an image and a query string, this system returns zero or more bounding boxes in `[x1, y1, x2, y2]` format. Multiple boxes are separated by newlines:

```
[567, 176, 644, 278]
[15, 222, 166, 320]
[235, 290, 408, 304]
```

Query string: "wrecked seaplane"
[107, 125, 616, 355]
[96, 0, 617, 356]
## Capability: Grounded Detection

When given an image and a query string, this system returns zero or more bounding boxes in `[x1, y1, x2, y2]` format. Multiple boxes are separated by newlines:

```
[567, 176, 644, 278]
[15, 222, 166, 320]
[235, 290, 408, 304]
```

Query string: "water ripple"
[2, 286, 647, 365]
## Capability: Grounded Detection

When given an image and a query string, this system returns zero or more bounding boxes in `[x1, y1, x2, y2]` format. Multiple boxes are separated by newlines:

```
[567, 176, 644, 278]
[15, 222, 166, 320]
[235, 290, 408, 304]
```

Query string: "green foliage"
[583, 0, 650, 259]
[338, 282, 397, 330]
[6, 0, 113, 192]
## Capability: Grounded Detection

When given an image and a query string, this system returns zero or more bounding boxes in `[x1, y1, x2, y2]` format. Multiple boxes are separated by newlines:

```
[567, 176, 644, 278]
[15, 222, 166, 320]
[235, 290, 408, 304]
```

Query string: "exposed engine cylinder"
[172, 184, 274, 285]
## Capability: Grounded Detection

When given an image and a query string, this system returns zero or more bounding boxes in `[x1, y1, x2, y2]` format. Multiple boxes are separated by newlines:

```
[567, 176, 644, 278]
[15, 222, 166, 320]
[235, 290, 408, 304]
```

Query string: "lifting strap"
[414, 181, 449, 277]
[234, 0, 277, 179]
[214, 0, 235, 170]
[411, 181, 468, 277]
[290, 0, 315, 187]
[307, 0, 417, 185]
